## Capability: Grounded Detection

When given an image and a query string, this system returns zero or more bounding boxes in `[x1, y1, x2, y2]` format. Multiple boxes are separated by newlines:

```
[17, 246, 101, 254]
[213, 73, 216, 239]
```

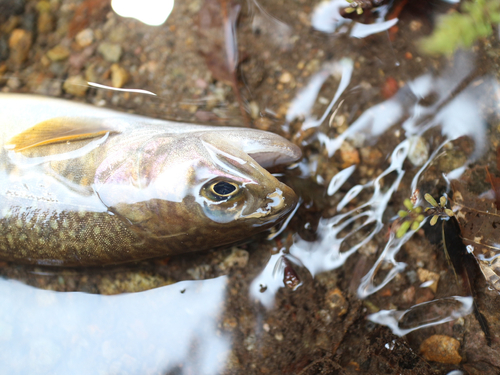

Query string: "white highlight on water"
[111, 0, 174, 26]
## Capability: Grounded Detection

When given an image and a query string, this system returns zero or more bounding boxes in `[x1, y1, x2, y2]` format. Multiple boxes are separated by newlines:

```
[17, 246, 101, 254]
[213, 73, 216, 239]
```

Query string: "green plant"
[419, 0, 500, 56]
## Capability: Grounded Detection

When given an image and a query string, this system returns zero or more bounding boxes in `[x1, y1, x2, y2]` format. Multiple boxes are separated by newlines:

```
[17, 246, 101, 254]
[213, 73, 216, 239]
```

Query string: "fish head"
[193, 137, 298, 226]
[95, 129, 301, 253]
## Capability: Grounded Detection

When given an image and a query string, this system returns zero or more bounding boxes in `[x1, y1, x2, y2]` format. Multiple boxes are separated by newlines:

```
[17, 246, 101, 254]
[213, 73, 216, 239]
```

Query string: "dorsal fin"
[6, 117, 121, 151]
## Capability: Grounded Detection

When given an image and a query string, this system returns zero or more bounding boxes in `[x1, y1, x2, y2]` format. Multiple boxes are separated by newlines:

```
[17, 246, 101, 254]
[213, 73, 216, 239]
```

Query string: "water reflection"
[311, 0, 398, 38]
[367, 296, 473, 336]
[111, 0, 175, 26]
[0, 276, 229, 375]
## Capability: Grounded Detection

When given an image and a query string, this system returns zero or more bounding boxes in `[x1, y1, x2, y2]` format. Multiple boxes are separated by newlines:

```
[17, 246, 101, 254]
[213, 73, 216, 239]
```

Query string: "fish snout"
[265, 182, 298, 219]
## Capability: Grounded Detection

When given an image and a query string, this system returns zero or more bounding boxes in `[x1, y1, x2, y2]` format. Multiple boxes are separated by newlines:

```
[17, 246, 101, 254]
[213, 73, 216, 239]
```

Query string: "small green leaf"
[344, 7, 356, 13]
[445, 208, 455, 217]
[356, 7, 363, 14]
[396, 220, 411, 238]
[411, 221, 420, 231]
[416, 214, 425, 222]
[403, 198, 414, 211]
[430, 215, 439, 226]
[398, 210, 409, 218]
[440, 196, 446, 207]
[424, 194, 438, 207]
[415, 206, 422, 214]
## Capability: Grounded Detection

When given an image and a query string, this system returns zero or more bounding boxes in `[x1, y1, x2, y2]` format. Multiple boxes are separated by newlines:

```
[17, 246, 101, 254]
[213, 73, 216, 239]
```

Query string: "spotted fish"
[0, 94, 301, 266]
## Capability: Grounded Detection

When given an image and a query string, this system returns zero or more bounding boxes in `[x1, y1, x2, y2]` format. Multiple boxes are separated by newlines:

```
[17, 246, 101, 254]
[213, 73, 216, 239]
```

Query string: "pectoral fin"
[6, 117, 121, 151]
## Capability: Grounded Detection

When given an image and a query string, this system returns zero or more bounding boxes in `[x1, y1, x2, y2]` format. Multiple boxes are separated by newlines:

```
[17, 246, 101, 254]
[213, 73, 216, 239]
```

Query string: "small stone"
[408, 136, 429, 166]
[46, 45, 70, 61]
[108, 24, 127, 43]
[340, 141, 360, 168]
[222, 317, 238, 330]
[219, 248, 249, 270]
[279, 71, 293, 84]
[36, 1, 53, 32]
[63, 75, 88, 97]
[75, 28, 94, 48]
[97, 42, 122, 62]
[420, 335, 462, 364]
[360, 146, 383, 167]
[248, 101, 259, 119]
[325, 288, 348, 316]
[254, 117, 272, 131]
[417, 268, 439, 293]
[36, 0, 51, 13]
[401, 286, 416, 304]
[8, 28, 32, 65]
[6, 76, 21, 89]
[84, 63, 98, 82]
[110, 63, 129, 88]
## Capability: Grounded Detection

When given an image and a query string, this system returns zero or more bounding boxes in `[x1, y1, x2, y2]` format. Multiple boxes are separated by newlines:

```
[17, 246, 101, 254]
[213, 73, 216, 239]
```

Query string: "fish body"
[0, 94, 301, 266]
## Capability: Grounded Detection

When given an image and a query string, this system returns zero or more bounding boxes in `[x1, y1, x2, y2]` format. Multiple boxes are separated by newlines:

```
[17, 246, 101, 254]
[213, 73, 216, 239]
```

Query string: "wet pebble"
[110, 63, 129, 88]
[381, 76, 399, 99]
[46, 45, 70, 61]
[75, 28, 94, 48]
[219, 248, 249, 270]
[222, 316, 238, 330]
[69, 46, 94, 71]
[254, 117, 272, 131]
[408, 136, 429, 166]
[98, 42, 122, 62]
[401, 286, 416, 304]
[6, 75, 21, 89]
[325, 288, 348, 317]
[417, 268, 439, 293]
[248, 100, 259, 119]
[8, 28, 31, 65]
[63, 75, 88, 97]
[36, 1, 53, 34]
[37, 11, 53, 34]
[340, 142, 360, 168]
[419, 335, 462, 364]
[360, 146, 383, 167]
[279, 70, 294, 84]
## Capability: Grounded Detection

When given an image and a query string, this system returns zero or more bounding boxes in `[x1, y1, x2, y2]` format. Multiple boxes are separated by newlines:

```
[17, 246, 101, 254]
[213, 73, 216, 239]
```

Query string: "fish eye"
[203, 180, 241, 201]
[211, 181, 238, 197]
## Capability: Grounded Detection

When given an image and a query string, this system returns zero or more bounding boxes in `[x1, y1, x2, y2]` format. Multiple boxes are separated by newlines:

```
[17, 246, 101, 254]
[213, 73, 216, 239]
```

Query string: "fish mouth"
[240, 182, 298, 223]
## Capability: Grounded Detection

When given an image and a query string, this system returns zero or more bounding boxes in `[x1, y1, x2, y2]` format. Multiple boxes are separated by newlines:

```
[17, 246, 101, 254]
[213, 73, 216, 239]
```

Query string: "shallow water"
[1, 0, 500, 373]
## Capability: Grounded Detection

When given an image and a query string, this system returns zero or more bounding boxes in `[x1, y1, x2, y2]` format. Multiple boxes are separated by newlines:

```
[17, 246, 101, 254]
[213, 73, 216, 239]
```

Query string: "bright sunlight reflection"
[111, 0, 174, 26]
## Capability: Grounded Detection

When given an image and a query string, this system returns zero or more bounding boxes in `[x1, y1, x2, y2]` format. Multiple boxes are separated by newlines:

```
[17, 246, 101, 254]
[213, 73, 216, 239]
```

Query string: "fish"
[0, 94, 301, 266]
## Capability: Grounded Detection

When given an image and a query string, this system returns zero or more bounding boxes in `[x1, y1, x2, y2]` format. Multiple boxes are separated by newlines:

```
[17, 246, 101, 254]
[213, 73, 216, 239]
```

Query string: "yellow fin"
[6, 117, 121, 151]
